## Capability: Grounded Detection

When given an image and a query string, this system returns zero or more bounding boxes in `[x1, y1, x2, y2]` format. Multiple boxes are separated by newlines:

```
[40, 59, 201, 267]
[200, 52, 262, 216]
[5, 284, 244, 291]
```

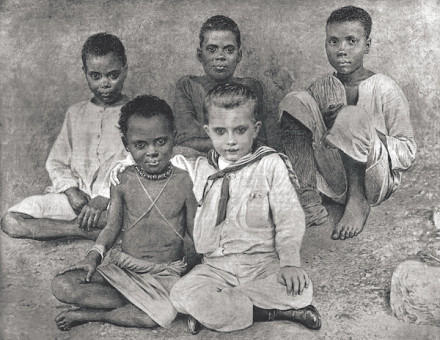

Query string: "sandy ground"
[1, 150, 440, 340]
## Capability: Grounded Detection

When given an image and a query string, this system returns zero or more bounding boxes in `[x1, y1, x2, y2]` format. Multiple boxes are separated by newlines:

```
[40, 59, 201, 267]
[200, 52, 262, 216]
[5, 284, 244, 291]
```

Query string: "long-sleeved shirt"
[173, 75, 267, 145]
[46, 98, 129, 199]
[173, 153, 305, 268]
[308, 74, 416, 177]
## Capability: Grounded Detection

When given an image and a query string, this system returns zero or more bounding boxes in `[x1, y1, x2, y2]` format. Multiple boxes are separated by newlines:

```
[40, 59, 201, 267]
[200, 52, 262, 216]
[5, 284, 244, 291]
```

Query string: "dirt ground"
[1, 146, 440, 340]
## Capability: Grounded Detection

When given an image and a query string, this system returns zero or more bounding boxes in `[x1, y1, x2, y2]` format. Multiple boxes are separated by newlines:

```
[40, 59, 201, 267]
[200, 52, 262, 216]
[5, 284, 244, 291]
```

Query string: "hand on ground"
[277, 266, 310, 296]
[65, 187, 90, 215]
[77, 196, 109, 230]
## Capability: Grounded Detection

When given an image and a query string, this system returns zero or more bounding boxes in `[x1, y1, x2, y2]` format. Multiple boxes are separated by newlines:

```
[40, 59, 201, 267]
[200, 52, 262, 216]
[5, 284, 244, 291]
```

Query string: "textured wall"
[1, 0, 439, 213]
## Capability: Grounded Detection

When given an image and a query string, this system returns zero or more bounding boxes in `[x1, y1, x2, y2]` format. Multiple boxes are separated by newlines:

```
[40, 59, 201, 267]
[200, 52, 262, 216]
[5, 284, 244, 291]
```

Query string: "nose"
[215, 50, 226, 61]
[337, 41, 347, 56]
[100, 76, 111, 88]
[146, 145, 159, 157]
[227, 132, 237, 145]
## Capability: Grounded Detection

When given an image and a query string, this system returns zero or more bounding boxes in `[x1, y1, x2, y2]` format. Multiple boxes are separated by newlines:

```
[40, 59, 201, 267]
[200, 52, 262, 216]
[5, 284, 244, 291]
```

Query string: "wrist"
[86, 244, 106, 263]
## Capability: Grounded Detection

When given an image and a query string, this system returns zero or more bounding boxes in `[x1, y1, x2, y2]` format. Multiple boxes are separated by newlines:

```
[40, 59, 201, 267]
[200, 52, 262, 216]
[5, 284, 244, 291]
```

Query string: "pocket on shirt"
[245, 190, 270, 228]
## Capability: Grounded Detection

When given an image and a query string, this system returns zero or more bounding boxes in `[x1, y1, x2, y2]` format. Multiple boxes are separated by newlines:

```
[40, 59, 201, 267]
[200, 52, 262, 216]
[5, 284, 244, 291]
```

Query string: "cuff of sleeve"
[55, 181, 79, 194]
[385, 135, 399, 170]
[279, 250, 301, 267]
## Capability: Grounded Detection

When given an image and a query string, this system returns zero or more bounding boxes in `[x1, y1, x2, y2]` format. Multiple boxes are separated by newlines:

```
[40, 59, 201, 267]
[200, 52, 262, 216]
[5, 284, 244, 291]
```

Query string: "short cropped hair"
[203, 83, 257, 123]
[327, 6, 372, 38]
[199, 15, 241, 49]
[119, 95, 175, 137]
[81, 32, 127, 68]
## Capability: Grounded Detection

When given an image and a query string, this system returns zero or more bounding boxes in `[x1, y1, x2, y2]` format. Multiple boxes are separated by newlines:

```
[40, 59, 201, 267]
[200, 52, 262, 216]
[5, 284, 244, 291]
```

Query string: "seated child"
[1, 33, 131, 240]
[279, 6, 416, 237]
[174, 15, 267, 154]
[51, 95, 197, 331]
[170, 83, 321, 333]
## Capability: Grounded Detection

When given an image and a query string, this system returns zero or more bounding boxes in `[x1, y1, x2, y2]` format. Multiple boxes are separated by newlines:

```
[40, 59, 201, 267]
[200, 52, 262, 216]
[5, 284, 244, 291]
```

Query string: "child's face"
[325, 21, 370, 75]
[83, 52, 127, 106]
[204, 103, 261, 162]
[197, 30, 242, 82]
[124, 114, 174, 174]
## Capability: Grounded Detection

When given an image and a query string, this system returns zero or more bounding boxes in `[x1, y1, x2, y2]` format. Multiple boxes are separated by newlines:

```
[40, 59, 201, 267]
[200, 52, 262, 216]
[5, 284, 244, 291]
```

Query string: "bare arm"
[184, 183, 198, 241]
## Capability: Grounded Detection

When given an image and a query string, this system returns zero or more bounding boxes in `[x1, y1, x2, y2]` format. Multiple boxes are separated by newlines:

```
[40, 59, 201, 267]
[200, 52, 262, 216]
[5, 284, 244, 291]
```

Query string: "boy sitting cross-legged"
[51, 95, 197, 331]
[111, 84, 321, 334]
[2, 33, 131, 240]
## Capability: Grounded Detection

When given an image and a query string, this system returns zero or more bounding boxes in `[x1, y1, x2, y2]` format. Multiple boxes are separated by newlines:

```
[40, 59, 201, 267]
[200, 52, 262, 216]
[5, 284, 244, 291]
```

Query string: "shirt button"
[225, 219, 229, 224]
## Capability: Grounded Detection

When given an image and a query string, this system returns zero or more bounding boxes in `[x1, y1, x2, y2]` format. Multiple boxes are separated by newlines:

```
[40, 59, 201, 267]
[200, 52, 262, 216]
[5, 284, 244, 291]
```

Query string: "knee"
[51, 273, 79, 303]
[1, 212, 28, 238]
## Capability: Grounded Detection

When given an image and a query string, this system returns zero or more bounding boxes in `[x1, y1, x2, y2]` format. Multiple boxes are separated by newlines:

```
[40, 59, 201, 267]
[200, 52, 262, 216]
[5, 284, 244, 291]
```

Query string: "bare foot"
[55, 309, 89, 331]
[331, 194, 370, 240]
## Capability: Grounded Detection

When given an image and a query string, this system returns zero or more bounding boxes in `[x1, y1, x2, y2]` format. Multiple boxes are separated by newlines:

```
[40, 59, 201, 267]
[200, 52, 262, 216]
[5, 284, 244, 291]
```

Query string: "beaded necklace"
[134, 164, 173, 180]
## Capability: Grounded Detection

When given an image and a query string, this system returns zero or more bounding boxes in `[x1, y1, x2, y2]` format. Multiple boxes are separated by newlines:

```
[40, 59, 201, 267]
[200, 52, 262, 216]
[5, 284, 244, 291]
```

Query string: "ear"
[365, 38, 371, 54]
[197, 48, 203, 63]
[254, 121, 262, 137]
[237, 49, 242, 63]
[82, 66, 87, 75]
[203, 124, 211, 136]
[121, 136, 129, 151]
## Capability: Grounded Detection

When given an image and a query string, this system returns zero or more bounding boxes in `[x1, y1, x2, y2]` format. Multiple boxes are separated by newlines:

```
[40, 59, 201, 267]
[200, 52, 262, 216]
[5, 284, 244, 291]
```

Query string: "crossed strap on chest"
[122, 168, 185, 241]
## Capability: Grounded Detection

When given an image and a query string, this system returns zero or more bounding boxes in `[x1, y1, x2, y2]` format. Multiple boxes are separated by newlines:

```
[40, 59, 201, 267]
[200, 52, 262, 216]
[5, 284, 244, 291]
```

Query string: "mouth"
[214, 65, 227, 71]
[337, 61, 351, 66]
[145, 159, 161, 166]
[225, 149, 239, 153]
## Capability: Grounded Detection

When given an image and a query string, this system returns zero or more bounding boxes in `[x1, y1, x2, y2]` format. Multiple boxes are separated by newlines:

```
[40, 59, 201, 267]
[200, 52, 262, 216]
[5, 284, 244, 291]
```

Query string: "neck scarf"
[200, 144, 299, 226]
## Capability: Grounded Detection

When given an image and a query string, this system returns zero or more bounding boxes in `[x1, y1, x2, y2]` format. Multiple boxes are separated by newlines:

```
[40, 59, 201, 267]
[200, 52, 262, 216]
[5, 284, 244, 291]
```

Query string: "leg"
[331, 152, 370, 240]
[2, 193, 106, 240]
[51, 269, 126, 309]
[170, 264, 254, 332]
[325, 106, 374, 240]
[55, 303, 157, 331]
[1, 211, 102, 240]
[280, 112, 328, 227]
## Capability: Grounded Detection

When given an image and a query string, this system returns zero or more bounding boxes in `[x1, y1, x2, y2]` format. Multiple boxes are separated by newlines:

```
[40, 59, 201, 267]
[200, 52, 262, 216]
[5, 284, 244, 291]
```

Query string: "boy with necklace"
[51, 95, 197, 331]
[279, 6, 416, 237]
[174, 15, 267, 154]
[2, 33, 130, 240]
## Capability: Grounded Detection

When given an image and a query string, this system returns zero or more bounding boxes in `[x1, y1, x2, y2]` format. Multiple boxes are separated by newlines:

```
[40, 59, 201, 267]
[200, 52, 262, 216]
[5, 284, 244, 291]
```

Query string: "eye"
[109, 72, 120, 80]
[135, 141, 147, 149]
[90, 73, 101, 80]
[225, 46, 235, 54]
[349, 38, 358, 45]
[214, 128, 226, 135]
[155, 138, 167, 147]
[236, 127, 247, 134]
[207, 46, 216, 53]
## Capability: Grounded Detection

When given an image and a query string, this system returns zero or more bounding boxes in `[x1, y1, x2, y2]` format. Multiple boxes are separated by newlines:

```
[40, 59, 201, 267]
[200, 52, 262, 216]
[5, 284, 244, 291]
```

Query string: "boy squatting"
[279, 6, 416, 237]
[112, 83, 322, 333]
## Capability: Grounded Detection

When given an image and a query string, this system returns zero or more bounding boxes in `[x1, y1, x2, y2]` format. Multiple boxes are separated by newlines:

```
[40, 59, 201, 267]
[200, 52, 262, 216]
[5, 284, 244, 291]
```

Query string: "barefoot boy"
[51, 95, 197, 331]
[279, 6, 416, 237]
[170, 83, 321, 333]
[1, 33, 130, 240]
[174, 15, 267, 154]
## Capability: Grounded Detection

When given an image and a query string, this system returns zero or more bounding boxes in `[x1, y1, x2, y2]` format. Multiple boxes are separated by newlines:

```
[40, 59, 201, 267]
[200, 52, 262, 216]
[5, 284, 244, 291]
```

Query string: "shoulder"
[117, 166, 137, 187]
[259, 153, 286, 170]
[369, 74, 403, 92]
[309, 73, 338, 88]
[236, 77, 264, 92]
[65, 100, 91, 116]
[171, 166, 194, 190]
[176, 75, 203, 88]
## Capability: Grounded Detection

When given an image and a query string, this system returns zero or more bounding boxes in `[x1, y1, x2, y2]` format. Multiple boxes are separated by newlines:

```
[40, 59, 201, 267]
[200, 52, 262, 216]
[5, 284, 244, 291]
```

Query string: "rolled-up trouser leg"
[280, 114, 327, 227]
